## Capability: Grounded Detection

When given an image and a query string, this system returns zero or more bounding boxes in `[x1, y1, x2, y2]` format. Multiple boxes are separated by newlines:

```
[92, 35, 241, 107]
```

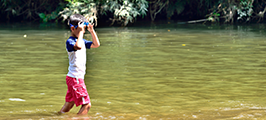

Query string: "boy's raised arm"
[87, 24, 100, 48]
[74, 32, 85, 50]
[73, 25, 86, 50]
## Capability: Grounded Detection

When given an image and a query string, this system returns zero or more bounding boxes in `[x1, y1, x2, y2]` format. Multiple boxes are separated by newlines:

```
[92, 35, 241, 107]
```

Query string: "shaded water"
[1, 22, 266, 119]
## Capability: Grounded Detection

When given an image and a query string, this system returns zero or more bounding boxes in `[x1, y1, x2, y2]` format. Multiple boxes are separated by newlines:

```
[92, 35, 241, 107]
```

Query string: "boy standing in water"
[59, 14, 100, 115]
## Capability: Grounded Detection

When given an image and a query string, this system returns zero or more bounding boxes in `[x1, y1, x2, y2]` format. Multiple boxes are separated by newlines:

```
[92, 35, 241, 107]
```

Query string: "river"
[1, 22, 266, 119]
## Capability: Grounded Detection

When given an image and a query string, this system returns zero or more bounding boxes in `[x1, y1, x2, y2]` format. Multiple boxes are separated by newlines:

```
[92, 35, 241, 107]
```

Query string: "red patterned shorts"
[65, 76, 90, 107]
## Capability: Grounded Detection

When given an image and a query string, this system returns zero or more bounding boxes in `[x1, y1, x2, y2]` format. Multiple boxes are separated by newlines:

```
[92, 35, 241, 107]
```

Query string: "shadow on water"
[1, 22, 266, 119]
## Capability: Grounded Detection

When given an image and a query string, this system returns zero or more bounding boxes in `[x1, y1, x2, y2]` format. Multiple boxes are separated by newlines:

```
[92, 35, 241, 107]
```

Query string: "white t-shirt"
[66, 36, 93, 79]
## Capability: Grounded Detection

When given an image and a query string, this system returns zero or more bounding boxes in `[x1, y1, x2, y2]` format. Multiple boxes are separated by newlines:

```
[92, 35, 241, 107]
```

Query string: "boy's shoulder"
[66, 36, 77, 52]
[66, 36, 89, 43]
[67, 36, 76, 41]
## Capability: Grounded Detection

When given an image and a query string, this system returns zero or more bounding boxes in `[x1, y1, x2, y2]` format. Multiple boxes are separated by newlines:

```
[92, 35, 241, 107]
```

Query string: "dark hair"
[68, 14, 88, 26]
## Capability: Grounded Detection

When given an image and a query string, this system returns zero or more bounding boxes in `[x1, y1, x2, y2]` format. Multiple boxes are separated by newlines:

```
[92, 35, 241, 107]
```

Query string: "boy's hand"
[87, 23, 94, 32]
[78, 22, 86, 32]
[75, 22, 86, 37]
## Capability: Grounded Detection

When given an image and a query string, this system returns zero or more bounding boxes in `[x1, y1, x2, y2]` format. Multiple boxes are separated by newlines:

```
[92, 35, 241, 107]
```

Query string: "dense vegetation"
[1, 0, 266, 26]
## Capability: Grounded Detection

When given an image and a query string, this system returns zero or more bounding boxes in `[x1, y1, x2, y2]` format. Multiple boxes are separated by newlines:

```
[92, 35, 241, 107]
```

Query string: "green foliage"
[207, 11, 220, 22]
[213, 13, 220, 17]
[38, 2, 65, 23]
[102, 0, 148, 26]
[59, 0, 148, 26]
[1, 0, 266, 24]
[236, 0, 253, 21]
[0, 0, 64, 21]
[38, 11, 58, 22]
[59, 0, 96, 23]
[206, 0, 257, 23]
[162, 0, 219, 19]
[166, 0, 187, 17]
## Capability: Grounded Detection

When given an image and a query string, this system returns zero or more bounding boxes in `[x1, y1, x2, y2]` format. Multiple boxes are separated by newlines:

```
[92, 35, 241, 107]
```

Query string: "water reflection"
[1, 23, 266, 119]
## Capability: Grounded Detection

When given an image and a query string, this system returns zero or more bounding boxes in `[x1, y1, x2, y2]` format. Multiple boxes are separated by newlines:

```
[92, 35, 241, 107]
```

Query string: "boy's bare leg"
[59, 101, 75, 113]
[77, 103, 91, 115]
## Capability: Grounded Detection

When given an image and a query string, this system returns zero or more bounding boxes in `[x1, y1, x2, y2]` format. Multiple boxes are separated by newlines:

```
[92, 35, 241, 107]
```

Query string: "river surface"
[1, 22, 266, 120]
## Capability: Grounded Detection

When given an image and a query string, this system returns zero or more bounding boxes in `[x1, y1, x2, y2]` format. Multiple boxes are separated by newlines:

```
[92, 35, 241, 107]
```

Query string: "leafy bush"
[0, 0, 64, 22]
[58, 0, 148, 26]
[2, 0, 266, 24]
[59, 0, 97, 24]
[101, 0, 148, 26]
[236, 0, 253, 21]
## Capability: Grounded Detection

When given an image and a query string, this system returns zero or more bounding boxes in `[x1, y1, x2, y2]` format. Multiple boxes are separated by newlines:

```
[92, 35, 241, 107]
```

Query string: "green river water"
[1, 22, 266, 120]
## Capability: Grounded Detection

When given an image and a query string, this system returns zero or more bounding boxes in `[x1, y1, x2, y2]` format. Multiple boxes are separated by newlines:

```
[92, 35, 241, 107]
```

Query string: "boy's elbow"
[95, 44, 100, 48]
[74, 45, 82, 50]
[77, 47, 82, 50]
[91, 44, 100, 48]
